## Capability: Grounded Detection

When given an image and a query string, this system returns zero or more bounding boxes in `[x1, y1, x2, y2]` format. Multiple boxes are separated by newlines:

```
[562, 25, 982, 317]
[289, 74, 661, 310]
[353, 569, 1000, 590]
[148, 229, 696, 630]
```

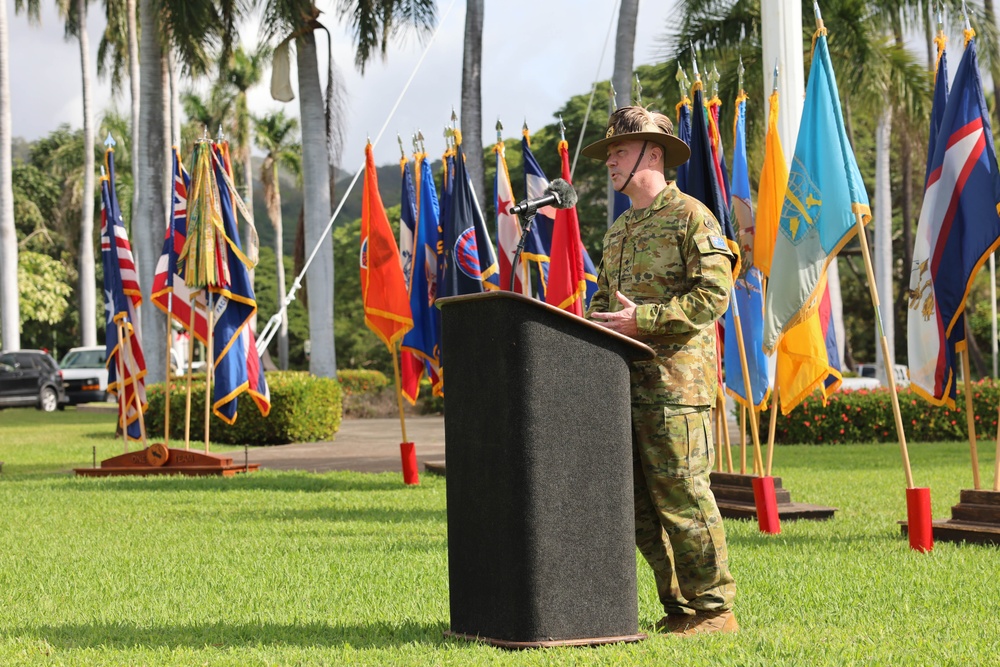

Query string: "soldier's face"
[605, 140, 646, 190]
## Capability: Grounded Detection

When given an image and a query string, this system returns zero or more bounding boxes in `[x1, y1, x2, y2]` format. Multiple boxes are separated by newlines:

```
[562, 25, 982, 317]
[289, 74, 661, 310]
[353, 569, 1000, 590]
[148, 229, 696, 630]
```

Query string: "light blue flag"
[724, 94, 769, 409]
[762, 30, 871, 353]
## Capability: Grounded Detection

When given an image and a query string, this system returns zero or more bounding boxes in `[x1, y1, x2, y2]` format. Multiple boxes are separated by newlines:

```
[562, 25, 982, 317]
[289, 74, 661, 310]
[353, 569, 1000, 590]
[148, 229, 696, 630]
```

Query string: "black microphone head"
[545, 178, 578, 209]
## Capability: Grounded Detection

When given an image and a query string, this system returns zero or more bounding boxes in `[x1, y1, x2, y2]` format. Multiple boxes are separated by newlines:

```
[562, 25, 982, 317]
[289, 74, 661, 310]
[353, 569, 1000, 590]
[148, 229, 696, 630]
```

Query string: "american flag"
[152, 149, 209, 344]
[101, 148, 147, 440]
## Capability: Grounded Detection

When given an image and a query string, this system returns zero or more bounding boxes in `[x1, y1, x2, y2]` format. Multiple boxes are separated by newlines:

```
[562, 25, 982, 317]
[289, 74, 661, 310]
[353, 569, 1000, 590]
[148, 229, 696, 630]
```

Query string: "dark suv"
[0, 350, 67, 412]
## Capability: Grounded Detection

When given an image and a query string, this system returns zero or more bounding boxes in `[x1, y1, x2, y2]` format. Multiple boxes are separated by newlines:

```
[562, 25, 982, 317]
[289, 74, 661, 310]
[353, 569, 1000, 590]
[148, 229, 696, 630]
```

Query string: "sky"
[5, 0, 677, 170]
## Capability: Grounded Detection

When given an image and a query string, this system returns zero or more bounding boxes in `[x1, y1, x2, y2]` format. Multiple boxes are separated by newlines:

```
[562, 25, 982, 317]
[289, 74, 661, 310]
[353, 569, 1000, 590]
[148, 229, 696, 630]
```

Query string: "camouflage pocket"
[634, 406, 713, 479]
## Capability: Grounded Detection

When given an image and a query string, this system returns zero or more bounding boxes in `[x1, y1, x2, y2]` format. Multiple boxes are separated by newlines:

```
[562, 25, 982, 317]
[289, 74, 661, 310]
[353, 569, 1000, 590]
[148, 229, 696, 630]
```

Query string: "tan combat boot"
[666, 609, 738, 636]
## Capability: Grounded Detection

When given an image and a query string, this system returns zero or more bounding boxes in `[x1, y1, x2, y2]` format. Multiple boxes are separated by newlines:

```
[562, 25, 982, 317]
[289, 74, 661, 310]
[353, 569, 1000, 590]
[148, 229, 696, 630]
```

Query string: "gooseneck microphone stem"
[510, 211, 537, 292]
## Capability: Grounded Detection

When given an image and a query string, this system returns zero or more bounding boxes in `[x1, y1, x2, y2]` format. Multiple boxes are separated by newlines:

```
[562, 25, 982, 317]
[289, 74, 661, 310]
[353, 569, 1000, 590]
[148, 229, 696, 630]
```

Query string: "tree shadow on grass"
[12, 620, 451, 651]
[52, 471, 419, 494]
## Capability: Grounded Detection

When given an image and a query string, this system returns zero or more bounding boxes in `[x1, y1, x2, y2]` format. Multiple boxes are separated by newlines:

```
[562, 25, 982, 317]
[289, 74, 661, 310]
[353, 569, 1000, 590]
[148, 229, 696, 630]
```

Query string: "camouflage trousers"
[632, 404, 735, 615]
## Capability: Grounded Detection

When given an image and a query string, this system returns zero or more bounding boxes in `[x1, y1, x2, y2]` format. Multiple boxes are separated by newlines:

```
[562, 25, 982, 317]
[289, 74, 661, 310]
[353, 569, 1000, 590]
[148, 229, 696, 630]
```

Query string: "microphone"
[509, 178, 578, 216]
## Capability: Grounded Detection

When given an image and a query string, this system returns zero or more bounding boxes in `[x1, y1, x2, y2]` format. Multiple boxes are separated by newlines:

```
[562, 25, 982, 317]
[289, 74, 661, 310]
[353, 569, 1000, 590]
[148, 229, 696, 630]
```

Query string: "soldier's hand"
[590, 291, 639, 338]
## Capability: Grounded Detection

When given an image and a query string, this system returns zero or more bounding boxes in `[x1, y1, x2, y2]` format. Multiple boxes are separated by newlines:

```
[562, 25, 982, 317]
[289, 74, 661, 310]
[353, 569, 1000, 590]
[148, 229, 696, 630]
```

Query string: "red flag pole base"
[906, 487, 933, 552]
[751, 476, 781, 534]
[400, 442, 419, 485]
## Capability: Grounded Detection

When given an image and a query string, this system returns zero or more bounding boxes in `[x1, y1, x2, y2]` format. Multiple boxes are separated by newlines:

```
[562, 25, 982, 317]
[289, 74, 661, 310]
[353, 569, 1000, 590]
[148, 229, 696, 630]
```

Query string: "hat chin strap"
[615, 141, 648, 193]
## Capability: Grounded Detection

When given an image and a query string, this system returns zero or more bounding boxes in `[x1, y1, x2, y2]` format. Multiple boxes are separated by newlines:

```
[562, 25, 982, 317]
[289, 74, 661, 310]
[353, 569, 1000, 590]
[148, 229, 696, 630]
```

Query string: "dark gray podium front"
[437, 292, 654, 648]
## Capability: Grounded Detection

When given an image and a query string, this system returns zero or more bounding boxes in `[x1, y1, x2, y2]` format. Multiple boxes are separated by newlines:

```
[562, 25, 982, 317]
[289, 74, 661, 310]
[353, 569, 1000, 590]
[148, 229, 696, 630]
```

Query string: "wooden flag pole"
[766, 384, 780, 476]
[163, 295, 172, 448]
[715, 392, 732, 471]
[994, 404, 1000, 491]
[122, 322, 148, 447]
[854, 210, 914, 488]
[183, 296, 198, 451]
[725, 412, 734, 473]
[204, 293, 214, 455]
[961, 348, 982, 489]
[391, 342, 408, 444]
[714, 407, 723, 472]
[115, 321, 128, 452]
[732, 305, 765, 476]
[739, 406, 747, 474]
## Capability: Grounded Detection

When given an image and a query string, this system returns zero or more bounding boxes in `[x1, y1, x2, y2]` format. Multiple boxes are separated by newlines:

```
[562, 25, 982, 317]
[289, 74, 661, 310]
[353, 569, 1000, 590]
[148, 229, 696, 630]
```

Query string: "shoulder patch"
[709, 235, 728, 251]
[704, 217, 719, 231]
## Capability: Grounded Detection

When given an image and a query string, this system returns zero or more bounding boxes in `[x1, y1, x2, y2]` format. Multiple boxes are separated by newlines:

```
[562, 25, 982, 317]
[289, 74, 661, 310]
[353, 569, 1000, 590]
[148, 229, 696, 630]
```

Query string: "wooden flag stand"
[901, 350, 1000, 546]
[393, 344, 419, 485]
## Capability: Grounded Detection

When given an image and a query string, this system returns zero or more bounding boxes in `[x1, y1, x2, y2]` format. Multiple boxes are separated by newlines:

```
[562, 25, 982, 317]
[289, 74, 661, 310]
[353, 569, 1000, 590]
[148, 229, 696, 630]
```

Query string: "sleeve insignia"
[709, 236, 728, 251]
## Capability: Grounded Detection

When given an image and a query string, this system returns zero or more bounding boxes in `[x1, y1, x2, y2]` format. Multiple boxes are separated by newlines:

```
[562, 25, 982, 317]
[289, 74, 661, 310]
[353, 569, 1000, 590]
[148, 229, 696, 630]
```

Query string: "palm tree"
[56, 0, 98, 347]
[223, 44, 269, 228]
[254, 110, 300, 370]
[612, 0, 638, 109]
[461, 0, 484, 206]
[260, 0, 436, 379]
[0, 1, 36, 349]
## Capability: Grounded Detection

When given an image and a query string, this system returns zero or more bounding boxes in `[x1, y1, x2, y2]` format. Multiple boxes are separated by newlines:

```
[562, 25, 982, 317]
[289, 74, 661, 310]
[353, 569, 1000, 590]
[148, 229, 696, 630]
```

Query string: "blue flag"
[908, 38, 1000, 407]
[762, 30, 871, 354]
[683, 84, 736, 243]
[402, 154, 443, 396]
[724, 94, 769, 409]
[209, 143, 270, 424]
[439, 140, 499, 297]
[675, 98, 692, 192]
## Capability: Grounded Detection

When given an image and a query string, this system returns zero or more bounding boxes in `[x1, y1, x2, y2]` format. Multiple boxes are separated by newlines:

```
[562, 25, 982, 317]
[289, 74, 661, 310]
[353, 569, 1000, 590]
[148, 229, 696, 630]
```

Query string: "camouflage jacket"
[586, 183, 735, 406]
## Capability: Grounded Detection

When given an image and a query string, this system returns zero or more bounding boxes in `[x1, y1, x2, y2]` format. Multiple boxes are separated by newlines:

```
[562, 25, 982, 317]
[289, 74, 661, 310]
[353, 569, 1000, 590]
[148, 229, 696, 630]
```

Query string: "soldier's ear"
[648, 144, 663, 167]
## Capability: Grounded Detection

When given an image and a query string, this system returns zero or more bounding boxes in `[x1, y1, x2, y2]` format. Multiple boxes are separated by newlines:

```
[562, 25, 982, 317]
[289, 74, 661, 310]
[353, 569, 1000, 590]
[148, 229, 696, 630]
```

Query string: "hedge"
[145, 371, 342, 446]
[759, 379, 1000, 444]
[337, 369, 390, 396]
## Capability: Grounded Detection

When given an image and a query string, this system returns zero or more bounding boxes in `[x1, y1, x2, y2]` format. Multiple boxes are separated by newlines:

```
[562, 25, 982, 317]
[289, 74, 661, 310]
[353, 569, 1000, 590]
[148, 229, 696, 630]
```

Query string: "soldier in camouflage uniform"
[582, 106, 738, 635]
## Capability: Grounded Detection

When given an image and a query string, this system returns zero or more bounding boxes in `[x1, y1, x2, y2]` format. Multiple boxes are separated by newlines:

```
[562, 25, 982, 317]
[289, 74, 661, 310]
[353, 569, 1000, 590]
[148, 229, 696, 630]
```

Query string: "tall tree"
[254, 110, 300, 370]
[224, 43, 268, 225]
[461, 0, 484, 206]
[613, 0, 638, 110]
[57, 0, 98, 347]
[261, 0, 436, 379]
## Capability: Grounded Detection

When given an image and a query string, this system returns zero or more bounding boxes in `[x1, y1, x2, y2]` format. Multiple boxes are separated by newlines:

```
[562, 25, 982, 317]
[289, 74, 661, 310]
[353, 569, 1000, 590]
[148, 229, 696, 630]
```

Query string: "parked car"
[60, 346, 111, 405]
[0, 349, 67, 412]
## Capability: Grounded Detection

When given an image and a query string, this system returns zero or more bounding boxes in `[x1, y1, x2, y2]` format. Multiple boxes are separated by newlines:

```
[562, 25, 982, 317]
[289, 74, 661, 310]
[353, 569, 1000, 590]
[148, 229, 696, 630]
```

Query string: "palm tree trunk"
[874, 108, 894, 379]
[162, 52, 172, 222]
[77, 0, 97, 347]
[461, 0, 484, 207]
[983, 2, 1000, 157]
[168, 48, 180, 146]
[135, 0, 167, 383]
[297, 30, 335, 378]
[612, 0, 638, 110]
[127, 0, 140, 243]
[0, 0, 19, 350]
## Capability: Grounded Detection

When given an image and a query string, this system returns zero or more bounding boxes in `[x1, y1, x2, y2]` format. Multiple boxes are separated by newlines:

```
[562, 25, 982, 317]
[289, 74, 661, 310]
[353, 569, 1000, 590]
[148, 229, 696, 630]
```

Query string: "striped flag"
[100, 147, 146, 439]
[495, 139, 530, 295]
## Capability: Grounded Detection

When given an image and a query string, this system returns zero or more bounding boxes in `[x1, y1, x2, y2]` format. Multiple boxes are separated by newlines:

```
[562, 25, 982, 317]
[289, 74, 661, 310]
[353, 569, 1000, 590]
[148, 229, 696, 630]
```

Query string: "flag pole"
[732, 298, 765, 475]
[714, 408, 723, 471]
[164, 295, 172, 448]
[392, 342, 408, 444]
[739, 406, 747, 474]
[115, 321, 128, 453]
[995, 406, 1000, 491]
[184, 295, 197, 450]
[122, 322, 148, 447]
[854, 209, 914, 488]
[961, 348, 982, 489]
[715, 391, 732, 470]
[766, 384, 780, 476]
[204, 292, 214, 455]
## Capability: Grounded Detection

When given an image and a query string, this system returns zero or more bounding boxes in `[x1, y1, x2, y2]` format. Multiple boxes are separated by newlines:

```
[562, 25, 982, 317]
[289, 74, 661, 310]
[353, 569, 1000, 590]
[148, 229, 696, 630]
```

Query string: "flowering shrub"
[338, 369, 391, 396]
[760, 379, 1000, 444]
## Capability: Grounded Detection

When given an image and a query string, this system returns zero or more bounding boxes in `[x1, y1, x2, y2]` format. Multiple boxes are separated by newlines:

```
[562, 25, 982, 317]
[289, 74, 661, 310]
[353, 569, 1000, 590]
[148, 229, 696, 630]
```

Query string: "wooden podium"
[438, 292, 653, 648]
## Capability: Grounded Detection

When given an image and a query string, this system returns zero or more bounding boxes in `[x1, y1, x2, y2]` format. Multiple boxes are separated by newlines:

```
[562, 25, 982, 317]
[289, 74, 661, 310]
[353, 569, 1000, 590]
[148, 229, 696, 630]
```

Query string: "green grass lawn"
[1, 408, 999, 665]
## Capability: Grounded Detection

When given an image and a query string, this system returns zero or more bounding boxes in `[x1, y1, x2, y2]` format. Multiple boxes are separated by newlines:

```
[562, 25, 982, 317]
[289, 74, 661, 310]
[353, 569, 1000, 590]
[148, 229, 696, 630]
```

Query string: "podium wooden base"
[900, 489, 1000, 546]
[444, 630, 646, 649]
[74, 446, 259, 477]
[711, 472, 837, 521]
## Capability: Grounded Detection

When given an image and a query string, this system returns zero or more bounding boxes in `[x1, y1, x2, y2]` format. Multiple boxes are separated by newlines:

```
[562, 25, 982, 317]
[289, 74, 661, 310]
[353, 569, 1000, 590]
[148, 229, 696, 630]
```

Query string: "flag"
[685, 81, 738, 250]
[707, 93, 732, 207]
[675, 95, 692, 192]
[439, 137, 499, 298]
[762, 28, 871, 354]
[152, 148, 210, 345]
[100, 148, 146, 440]
[495, 139, 530, 295]
[361, 142, 414, 350]
[908, 37, 1000, 407]
[208, 142, 270, 424]
[724, 92, 770, 410]
[401, 152, 443, 401]
[520, 132, 555, 297]
[755, 90, 787, 279]
[398, 157, 424, 402]
[545, 140, 588, 315]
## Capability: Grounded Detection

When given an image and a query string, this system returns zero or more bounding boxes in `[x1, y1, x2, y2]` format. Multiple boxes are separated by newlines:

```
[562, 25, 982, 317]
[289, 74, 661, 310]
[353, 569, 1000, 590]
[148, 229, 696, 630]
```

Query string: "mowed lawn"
[0, 408, 999, 666]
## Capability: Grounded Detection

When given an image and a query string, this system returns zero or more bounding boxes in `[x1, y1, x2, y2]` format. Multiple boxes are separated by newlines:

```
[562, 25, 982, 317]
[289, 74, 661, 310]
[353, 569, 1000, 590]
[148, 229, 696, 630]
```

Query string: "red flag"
[544, 141, 586, 316]
[361, 143, 414, 349]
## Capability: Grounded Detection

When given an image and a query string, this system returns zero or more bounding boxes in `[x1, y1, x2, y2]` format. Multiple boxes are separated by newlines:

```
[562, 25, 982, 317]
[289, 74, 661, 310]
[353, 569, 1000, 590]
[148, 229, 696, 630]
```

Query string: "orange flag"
[361, 143, 413, 349]
[545, 140, 587, 316]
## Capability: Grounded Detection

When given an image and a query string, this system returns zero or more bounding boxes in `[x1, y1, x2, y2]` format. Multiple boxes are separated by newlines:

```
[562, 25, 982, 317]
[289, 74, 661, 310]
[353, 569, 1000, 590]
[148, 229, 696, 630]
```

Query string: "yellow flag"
[756, 91, 786, 280]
